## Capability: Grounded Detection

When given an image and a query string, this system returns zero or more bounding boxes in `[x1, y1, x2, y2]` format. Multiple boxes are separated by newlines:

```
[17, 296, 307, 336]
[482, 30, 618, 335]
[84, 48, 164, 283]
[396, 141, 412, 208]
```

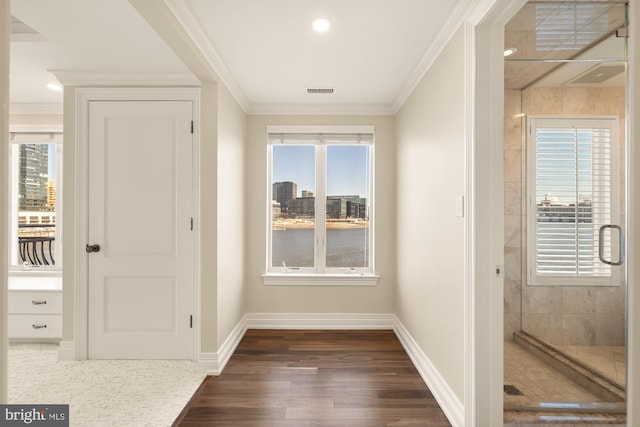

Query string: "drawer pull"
[32, 300, 47, 305]
[32, 323, 48, 329]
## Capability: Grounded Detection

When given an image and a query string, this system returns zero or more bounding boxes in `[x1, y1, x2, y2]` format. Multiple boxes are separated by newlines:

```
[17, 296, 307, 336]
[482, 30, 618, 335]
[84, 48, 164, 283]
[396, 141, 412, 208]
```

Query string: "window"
[9, 132, 63, 270]
[527, 117, 619, 286]
[266, 126, 375, 282]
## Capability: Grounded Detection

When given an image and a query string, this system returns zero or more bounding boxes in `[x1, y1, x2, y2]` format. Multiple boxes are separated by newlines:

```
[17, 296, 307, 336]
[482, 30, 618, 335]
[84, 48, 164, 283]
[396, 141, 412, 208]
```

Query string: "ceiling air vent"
[567, 64, 625, 85]
[307, 88, 334, 94]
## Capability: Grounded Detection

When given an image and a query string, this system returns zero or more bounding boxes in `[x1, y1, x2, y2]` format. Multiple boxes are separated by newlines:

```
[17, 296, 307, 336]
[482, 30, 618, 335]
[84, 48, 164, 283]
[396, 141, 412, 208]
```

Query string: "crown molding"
[163, 0, 250, 112]
[391, 0, 477, 114]
[248, 102, 394, 116]
[9, 103, 63, 115]
[50, 70, 200, 87]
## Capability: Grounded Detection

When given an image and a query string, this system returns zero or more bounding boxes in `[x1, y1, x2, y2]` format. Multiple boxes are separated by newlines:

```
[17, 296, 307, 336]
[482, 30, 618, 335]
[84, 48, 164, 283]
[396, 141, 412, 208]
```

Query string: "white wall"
[198, 82, 219, 352]
[0, 0, 9, 404]
[395, 27, 466, 402]
[216, 84, 247, 347]
[245, 114, 396, 314]
[62, 87, 77, 343]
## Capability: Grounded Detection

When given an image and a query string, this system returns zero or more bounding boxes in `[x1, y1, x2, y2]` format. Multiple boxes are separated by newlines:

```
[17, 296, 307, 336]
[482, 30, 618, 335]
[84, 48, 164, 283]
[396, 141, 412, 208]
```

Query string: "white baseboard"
[393, 316, 464, 427]
[216, 315, 248, 373]
[245, 312, 396, 329]
[198, 315, 247, 375]
[197, 352, 219, 375]
[57, 340, 76, 361]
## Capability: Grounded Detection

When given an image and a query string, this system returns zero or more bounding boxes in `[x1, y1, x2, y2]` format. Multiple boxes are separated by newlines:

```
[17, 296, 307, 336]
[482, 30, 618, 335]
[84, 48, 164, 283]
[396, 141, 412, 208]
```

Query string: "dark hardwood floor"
[173, 329, 452, 427]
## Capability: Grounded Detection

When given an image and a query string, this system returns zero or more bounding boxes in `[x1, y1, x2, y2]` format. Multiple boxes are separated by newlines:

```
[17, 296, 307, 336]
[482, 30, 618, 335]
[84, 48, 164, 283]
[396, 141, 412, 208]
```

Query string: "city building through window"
[527, 117, 619, 286]
[267, 127, 374, 275]
[9, 133, 63, 270]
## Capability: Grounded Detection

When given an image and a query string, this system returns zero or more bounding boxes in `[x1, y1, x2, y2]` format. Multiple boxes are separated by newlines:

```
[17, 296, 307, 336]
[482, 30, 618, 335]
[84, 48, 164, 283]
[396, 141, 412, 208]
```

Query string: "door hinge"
[190, 315, 193, 328]
[190, 217, 194, 231]
[190, 121, 194, 134]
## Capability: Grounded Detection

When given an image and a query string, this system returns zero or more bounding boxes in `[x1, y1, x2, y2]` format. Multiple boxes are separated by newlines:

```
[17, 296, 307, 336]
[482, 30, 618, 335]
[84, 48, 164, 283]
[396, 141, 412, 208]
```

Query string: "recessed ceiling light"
[313, 18, 331, 33]
[504, 48, 518, 57]
[46, 82, 63, 92]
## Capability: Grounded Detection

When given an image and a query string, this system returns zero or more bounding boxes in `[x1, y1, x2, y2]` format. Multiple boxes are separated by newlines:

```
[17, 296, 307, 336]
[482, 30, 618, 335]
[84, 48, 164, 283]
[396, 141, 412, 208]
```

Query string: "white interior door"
[88, 100, 194, 359]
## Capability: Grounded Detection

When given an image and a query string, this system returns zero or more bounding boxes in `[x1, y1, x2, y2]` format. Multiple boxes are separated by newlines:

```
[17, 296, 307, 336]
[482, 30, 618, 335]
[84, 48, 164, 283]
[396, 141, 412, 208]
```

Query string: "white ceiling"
[9, 0, 469, 114]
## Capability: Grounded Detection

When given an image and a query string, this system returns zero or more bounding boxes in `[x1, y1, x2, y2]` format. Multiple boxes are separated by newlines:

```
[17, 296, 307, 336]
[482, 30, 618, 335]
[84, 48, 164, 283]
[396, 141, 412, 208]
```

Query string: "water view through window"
[271, 143, 371, 271]
[272, 145, 316, 268]
[326, 145, 370, 268]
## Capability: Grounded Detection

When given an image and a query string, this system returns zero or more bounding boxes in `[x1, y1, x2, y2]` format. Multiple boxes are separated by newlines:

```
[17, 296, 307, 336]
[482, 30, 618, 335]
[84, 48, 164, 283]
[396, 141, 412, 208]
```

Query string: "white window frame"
[263, 125, 377, 286]
[8, 126, 63, 274]
[527, 116, 620, 286]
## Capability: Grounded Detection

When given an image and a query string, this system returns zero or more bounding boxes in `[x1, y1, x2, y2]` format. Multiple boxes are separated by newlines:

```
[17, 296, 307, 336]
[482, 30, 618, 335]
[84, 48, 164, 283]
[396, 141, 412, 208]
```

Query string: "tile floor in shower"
[504, 341, 626, 405]
[559, 345, 626, 386]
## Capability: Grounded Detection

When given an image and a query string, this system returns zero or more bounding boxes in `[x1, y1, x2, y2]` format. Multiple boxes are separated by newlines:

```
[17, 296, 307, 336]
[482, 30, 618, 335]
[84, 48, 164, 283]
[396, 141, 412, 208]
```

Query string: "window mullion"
[315, 145, 327, 273]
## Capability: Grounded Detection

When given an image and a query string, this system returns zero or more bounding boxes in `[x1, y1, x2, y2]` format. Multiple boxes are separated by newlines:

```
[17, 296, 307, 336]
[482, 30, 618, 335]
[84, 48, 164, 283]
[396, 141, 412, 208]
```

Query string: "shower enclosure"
[503, 0, 628, 421]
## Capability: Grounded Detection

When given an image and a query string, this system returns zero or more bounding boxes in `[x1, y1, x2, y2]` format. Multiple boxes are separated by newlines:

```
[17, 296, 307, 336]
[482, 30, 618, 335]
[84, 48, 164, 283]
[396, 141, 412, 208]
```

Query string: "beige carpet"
[8, 343, 205, 427]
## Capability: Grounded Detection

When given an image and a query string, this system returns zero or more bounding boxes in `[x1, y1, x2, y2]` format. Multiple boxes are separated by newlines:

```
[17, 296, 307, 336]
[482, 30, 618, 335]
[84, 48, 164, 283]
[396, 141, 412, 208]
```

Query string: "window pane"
[533, 124, 612, 278]
[16, 143, 57, 266]
[271, 145, 315, 268]
[326, 145, 370, 268]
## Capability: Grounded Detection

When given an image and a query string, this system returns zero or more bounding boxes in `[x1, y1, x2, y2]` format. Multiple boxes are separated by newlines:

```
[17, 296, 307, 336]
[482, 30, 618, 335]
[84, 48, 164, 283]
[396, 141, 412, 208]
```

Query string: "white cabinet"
[8, 290, 62, 339]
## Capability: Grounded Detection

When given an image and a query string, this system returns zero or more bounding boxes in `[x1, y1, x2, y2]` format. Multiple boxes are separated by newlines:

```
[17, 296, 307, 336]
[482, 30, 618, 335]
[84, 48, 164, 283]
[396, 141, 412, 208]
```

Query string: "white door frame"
[468, 0, 638, 425]
[464, 1, 527, 424]
[74, 87, 201, 361]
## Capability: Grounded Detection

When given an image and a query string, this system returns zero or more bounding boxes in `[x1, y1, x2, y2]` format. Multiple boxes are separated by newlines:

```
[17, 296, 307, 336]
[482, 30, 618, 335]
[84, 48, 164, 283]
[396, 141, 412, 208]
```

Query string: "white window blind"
[535, 3, 611, 52]
[528, 117, 619, 285]
[268, 133, 374, 145]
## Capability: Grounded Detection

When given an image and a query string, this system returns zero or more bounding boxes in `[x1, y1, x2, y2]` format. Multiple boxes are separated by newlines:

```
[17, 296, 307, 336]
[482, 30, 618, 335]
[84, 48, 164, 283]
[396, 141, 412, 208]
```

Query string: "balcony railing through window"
[18, 223, 56, 266]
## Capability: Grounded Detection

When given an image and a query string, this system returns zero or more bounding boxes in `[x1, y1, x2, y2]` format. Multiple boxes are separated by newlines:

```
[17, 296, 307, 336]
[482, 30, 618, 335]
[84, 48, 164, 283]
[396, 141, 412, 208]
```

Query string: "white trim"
[9, 104, 63, 115]
[9, 124, 63, 133]
[249, 103, 394, 116]
[267, 125, 375, 135]
[391, 0, 482, 114]
[470, 1, 527, 425]
[74, 87, 201, 361]
[162, 0, 250, 111]
[51, 71, 200, 87]
[262, 274, 378, 287]
[191, 106, 202, 366]
[462, 19, 477, 427]
[526, 116, 621, 287]
[393, 316, 464, 427]
[197, 352, 218, 375]
[245, 312, 395, 330]
[198, 315, 247, 375]
[216, 316, 248, 373]
[56, 340, 75, 361]
[267, 129, 375, 276]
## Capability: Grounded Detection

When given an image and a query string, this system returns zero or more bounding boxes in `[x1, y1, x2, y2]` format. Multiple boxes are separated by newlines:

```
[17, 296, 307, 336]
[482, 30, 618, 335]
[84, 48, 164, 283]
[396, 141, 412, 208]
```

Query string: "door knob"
[85, 244, 101, 253]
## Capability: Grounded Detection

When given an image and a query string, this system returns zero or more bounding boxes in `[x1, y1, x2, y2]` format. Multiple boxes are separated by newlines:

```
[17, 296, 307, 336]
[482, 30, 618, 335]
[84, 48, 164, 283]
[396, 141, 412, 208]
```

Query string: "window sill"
[262, 273, 379, 286]
[8, 268, 62, 277]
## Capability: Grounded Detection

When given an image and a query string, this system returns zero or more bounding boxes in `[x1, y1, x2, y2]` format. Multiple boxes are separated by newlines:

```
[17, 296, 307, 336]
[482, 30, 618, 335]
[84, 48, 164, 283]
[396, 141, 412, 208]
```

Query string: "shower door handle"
[598, 224, 624, 266]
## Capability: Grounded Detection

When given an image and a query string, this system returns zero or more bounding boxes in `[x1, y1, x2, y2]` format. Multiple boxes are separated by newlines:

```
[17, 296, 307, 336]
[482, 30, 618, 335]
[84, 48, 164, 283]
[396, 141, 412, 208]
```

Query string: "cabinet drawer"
[8, 314, 62, 339]
[8, 291, 62, 314]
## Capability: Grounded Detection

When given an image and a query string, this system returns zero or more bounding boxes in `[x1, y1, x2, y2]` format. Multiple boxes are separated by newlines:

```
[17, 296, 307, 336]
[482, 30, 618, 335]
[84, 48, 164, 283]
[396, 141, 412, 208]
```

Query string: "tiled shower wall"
[504, 86, 626, 346]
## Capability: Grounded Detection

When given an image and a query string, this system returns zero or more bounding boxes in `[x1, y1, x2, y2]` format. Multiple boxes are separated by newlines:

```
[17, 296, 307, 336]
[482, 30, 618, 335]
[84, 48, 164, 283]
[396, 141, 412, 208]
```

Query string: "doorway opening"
[502, 0, 628, 423]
